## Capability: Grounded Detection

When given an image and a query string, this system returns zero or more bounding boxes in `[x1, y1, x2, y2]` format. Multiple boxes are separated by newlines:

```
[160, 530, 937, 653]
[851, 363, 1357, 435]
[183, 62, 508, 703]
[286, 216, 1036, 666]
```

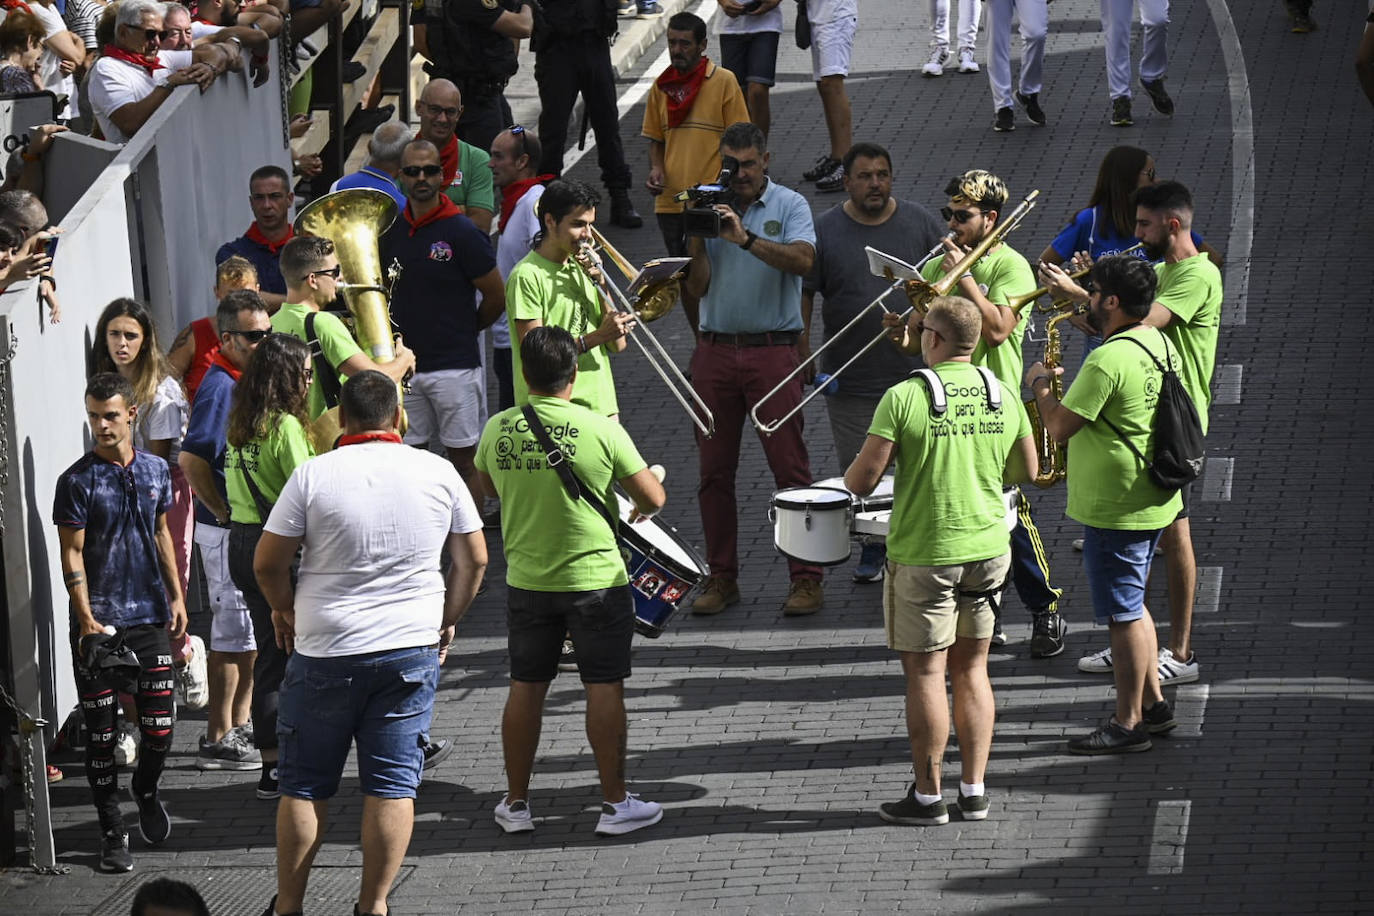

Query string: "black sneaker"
[993, 107, 1015, 132]
[1067, 718, 1152, 755]
[558, 639, 578, 672]
[257, 766, 280, 801]
[422, 738, 454, 770]
[956, 791, 989, 821]
[1029, 612, 1067, 658]
[129, 785, 171, 845]
[1111, 96, 1133, 126]
[879, 786, 948, 826]
[1014, 90, 1046, 125]
[802, 155, 840, 183]
[1142, 699, 1177, 735]
[815, 161, 846, 193]
[1139, 78, 1174, 116]
[99, 828, 133, 872]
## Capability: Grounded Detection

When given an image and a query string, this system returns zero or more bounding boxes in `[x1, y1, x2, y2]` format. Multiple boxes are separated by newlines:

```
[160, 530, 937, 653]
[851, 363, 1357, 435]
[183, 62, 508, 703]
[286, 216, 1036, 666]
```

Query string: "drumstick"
[649, 464, 666, 483]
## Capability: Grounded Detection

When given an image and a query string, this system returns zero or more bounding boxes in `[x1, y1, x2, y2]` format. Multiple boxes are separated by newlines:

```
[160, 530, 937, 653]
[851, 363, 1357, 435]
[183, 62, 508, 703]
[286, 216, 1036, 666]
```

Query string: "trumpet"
[1007, 242, 1145, 315]
[749, 192, 1040, 436]
[574, 233, 716, 438]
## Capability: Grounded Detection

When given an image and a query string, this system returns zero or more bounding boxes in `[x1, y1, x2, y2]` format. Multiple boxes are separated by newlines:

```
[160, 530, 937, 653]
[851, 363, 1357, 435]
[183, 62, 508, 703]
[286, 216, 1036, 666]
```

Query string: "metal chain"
[279, 24, 293, 150]
[0, 680, 67, 875]
[0, 325, 15, 536]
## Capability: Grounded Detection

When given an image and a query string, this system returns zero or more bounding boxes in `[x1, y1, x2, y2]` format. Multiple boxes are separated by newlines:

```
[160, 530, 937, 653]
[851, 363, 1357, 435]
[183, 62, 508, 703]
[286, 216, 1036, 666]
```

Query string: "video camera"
[677, 155, 740, 239]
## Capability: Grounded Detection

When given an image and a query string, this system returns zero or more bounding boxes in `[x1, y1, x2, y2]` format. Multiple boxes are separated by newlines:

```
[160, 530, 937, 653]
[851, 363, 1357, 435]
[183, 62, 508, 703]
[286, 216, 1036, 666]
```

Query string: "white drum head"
[772, 486, 852, 510]
[617, 493, 707, 575]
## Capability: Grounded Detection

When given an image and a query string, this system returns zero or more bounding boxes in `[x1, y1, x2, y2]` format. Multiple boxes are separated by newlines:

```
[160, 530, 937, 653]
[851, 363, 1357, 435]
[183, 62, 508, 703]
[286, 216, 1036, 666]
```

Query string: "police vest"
[421, 0, 521, 86]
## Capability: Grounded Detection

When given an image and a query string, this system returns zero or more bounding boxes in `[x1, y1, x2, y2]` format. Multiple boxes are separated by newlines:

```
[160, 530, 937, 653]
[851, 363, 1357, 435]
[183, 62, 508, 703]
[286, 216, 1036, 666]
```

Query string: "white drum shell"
[771, 487, 853, 566]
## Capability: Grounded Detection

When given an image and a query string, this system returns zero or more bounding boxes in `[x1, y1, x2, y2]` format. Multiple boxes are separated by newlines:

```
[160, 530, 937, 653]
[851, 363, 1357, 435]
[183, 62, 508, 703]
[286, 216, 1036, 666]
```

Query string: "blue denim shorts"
[1081, 526, 1164, 625]
[277, 646, 439, 800]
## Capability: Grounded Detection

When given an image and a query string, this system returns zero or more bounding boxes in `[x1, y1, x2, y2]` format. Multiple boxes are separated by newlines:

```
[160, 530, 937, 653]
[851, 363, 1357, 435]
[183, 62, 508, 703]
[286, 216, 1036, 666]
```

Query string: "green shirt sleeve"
[867, 386, 902, 442]
[1061, 354, 1113, 422]
[507, 263, 549, 323]
[461, 143, 496, 214]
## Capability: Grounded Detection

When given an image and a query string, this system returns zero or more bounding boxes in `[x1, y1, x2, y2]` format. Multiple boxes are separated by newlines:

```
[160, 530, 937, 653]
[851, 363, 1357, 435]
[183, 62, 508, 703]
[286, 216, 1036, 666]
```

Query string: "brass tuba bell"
[293, 188, 405, 452]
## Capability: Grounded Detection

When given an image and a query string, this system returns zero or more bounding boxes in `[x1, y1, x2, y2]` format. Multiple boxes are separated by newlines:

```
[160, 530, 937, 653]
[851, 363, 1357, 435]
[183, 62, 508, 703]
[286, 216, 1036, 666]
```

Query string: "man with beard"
[216, 166, 294, 310]
[804, 142, 945, 583]
[889, 169, 1066, 657]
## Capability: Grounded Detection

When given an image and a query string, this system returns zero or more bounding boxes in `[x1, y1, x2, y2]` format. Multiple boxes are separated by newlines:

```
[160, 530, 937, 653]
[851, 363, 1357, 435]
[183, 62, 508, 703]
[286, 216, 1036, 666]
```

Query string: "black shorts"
[507, 584, 634, 683]
[720, 32, 780, 87]
[1174, 482, 1192, 521]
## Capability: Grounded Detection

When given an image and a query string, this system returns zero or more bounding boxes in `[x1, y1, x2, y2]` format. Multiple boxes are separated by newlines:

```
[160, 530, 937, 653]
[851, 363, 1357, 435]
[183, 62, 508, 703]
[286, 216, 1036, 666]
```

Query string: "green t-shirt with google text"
[867, 361, 1028, 566]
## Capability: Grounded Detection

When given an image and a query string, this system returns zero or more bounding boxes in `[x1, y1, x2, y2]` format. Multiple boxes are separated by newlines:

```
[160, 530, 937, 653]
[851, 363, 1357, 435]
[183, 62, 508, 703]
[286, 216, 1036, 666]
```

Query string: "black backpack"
[1099, 331, 1206, 492]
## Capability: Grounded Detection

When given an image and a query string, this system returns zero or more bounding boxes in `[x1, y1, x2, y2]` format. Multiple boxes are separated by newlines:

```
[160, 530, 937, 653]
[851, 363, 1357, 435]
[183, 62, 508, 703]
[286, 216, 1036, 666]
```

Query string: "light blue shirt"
[701, 179, 816, 334]
[331, 166, 407, 210]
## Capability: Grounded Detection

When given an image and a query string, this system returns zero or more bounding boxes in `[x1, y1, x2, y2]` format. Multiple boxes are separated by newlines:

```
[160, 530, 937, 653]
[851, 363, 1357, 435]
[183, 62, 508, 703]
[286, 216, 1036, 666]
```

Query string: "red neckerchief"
[244, 221, 294, 254]
[337, 431, 403, 447]
[499, 175, 553, 232]
[1, 0, 35, 14]
[424, 133, 460, 186]
[193, 14, 219, 25]
[403, 196, 461, 236]
[102, 44, 164, 75]
[208, 350, 242, 381]
[656, 56, 709, 128]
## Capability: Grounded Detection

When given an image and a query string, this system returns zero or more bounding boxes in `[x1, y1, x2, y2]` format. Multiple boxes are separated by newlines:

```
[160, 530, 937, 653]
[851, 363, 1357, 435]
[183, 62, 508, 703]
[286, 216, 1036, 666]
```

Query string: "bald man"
[415, 79, 496, 233]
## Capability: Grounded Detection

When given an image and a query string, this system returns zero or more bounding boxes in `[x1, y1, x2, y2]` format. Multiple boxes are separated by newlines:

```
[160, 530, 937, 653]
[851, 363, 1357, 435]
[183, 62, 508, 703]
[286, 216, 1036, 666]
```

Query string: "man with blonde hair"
[848, 295, 1035, 825]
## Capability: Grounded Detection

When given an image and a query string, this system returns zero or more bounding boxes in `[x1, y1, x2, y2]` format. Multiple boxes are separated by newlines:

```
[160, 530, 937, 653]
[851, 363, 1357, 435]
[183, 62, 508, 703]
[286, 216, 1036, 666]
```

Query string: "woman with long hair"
[90, 297, 206, 764]
[224, 332, 315, 801]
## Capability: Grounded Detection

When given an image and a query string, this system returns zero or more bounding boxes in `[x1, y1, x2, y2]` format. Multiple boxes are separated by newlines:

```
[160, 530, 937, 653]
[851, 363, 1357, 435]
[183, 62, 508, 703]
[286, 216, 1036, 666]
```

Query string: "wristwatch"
[740, 231, 758, 251]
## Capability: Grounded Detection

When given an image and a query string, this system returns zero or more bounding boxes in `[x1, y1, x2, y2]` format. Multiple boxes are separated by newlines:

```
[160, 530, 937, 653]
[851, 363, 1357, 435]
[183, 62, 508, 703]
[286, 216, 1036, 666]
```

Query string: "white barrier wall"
[0, 58, 291, 867]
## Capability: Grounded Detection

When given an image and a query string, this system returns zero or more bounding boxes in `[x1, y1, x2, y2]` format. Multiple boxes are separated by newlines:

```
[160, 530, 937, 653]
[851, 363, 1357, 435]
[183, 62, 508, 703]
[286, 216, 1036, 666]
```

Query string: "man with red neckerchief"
[87, 0, 241, 143]
[413, 77, 496, 233]
[216, 165, 295, 310]
[380, 139, 505, 505]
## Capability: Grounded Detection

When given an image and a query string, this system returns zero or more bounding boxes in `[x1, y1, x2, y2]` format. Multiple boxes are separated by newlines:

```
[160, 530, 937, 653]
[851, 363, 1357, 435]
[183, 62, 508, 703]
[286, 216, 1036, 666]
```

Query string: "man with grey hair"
[161, 0, 274, 85]
[330, 121, 410, 209]
[88, 0, 243, 143]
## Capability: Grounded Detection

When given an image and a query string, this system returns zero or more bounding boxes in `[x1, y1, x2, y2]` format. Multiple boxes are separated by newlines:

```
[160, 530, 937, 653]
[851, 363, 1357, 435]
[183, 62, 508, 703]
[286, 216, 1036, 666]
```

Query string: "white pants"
[1101, 0, 1169, 99]
[929, 0, 981, 51]
[984, 0, 1049, 111]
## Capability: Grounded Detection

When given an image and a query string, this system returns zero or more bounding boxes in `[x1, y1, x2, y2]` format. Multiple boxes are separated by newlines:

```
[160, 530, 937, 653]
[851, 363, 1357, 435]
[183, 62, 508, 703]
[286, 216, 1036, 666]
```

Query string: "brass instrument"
[749, 193, 1040, 436]
[293, 188, 405, 452]
[573, 233, 716, 437]
[1024, 308, 1077, 488]
[588, 226, 680, 322]
[1006, 242, 1145, 316]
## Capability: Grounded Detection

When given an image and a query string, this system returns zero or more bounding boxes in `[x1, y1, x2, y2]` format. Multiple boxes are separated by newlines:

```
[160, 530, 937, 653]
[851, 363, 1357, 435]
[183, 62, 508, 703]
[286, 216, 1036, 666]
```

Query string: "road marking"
[1195, 566, 1223, 614]
[561, 0, 719, 175]
[1201, 457, 1234, 502]
[1148, 800, 1191, 875]
[1205, 0, 1254, 327]
[1213, 364, 1243, 405]
[1172, 683, 1208, 739]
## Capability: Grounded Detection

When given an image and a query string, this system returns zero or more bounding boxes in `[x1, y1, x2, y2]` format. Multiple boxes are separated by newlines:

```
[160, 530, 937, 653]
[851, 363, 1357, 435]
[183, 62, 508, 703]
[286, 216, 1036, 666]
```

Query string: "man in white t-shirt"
[87, 0, 240, 144]
[254, 370, 487, 916]
[162, 0, 275, 86]
[799, 0, 857, 192]
[715, 0, 783, 137]
[30, 0, 85, 120]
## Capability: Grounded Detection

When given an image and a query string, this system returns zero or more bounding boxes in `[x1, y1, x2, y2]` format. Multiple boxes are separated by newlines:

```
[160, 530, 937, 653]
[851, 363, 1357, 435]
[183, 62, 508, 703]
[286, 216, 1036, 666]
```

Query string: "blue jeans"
[277, 646, 439, 800]
[1081, 526, 1164, 624]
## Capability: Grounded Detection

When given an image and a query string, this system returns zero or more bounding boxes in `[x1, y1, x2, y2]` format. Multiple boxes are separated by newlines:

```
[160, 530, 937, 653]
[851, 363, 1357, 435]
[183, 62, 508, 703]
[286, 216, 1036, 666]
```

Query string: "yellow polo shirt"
[642, 59, 751, 215]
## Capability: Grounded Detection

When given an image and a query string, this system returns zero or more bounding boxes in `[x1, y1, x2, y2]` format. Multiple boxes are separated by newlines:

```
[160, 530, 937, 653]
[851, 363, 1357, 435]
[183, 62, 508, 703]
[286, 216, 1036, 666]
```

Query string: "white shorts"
[403, 367, 485, 449]
[193, 525, 256, 654]
[810, 16, 857, 79]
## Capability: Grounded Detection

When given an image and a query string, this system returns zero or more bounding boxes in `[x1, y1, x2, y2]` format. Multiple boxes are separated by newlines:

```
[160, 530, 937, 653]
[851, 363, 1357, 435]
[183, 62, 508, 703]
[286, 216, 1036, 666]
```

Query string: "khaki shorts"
[882, 553, 1011, 653]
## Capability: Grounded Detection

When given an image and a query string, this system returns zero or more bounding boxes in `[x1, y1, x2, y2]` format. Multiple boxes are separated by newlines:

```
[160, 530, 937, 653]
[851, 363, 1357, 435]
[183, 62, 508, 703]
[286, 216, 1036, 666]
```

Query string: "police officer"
[415, 0, 534, 154]
[533, 0, 644, 229]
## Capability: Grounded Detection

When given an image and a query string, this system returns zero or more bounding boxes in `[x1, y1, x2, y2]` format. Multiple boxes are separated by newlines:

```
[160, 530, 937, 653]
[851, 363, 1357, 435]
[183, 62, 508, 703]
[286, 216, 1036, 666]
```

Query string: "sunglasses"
[302, 366, 314, 383]
[940, 206, 984, 224]
[915, 320, 943, 338]
[309, 265, 343, 279]
[508, 123, 527, 158]
[400, 164, 443, 177]
[1142, 166, 1157, 181]
[228, 329, 270, 343]
[122, 24, 169, 40]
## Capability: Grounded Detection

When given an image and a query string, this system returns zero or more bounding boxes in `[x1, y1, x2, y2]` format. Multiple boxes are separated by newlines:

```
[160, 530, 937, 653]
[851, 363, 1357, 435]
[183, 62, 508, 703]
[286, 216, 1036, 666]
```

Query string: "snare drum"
[813, 474, 895, 512]
[616, 494, 708, 638]
[771, 486, 853, 566]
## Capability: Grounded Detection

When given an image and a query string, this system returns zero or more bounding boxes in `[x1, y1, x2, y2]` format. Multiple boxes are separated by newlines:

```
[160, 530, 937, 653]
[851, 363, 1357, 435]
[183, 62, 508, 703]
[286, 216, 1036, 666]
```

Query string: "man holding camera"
[683, 121, 824, 617]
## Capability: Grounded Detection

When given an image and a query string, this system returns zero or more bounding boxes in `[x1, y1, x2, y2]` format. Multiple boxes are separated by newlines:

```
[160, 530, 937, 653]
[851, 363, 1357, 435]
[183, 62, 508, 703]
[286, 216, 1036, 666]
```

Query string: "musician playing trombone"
[886, 169, 1066, 658]
[505, 179, 635, 419]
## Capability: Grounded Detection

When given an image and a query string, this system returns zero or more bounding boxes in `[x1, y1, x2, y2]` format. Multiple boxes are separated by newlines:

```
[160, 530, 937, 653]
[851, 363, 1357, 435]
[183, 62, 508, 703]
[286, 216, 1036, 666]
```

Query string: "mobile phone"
[44, 236, 58, 259]
[739, 0, 762, 10]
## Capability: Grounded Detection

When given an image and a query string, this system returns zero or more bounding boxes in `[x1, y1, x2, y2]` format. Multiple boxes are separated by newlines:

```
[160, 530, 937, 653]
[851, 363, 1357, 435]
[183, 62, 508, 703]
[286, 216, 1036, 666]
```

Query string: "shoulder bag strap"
[304, 313, 343, 410]
[520, 404, 620, 538]
[237, 460, 276, 524]
[1096, 331, 1163, 470]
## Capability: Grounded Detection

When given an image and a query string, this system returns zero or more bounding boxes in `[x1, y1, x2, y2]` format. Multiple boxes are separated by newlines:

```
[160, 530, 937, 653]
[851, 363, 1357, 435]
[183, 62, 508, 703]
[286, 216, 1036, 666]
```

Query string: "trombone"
[750, 190, 1041, 436]
[576, 228, 716, 438]
[1007, 241, 1145, 315]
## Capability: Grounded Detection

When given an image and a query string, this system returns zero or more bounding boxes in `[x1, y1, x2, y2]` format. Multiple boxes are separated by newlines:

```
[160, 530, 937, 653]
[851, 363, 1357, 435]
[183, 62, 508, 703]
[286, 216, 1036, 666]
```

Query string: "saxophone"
[1024, 309, 1075, 488]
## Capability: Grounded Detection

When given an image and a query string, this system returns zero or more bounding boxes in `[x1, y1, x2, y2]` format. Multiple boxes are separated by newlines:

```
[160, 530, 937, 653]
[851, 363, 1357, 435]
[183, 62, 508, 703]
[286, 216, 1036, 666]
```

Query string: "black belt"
[701, 331, 799, 347]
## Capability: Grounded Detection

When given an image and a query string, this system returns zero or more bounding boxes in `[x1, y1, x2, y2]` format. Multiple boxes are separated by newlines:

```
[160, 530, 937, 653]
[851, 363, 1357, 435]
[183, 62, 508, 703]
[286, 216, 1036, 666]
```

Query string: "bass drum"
[616, 494, 708, 638]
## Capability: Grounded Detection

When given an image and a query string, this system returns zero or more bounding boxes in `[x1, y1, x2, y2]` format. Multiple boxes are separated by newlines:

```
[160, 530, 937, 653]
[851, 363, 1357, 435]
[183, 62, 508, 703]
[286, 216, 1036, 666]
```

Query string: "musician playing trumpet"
[885, 169, 1066, 658]
[506, 179, 634, 419]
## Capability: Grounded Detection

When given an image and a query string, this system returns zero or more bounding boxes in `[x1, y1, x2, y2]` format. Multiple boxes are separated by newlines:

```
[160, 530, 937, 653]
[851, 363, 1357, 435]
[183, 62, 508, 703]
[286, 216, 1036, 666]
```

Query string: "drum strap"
[305, 313, 343, 410]
[908, 366, 1002, 414]
[520, 404, 620, 538]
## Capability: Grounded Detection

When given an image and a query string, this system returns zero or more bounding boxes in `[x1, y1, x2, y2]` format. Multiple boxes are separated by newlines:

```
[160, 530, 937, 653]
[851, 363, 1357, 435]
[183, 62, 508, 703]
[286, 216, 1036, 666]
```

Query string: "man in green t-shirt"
[847, 296, 1036, 827]
[896, 169, 1066, 659]
[1026, 255, 1180, 755]
[415, 79, 497, 232]
[505, 179, 634, 417]
[1075, 181, 1219, 688]
[474, 326, 666, 837]
[272, 236, 416, 428]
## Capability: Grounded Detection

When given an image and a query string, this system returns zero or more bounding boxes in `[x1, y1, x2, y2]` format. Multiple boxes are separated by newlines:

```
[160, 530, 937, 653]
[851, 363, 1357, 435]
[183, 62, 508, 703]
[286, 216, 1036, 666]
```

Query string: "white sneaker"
[114, 720, 139, 767]
[922, 46, 950, 77]
[1157, 648, 1199, 685]
[957, 47, 979, 73]
[594, 792, 663, 836]
[494, 795, 535, 833]
[1078, 645, 1113, 674]
[176, 635, 209, 711]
